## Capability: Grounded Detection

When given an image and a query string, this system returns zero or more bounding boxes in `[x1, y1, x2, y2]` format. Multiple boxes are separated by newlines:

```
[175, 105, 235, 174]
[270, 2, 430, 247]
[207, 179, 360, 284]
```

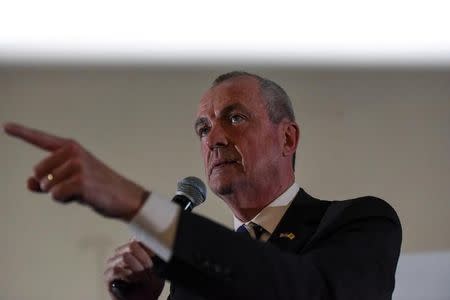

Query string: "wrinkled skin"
[195, 76, 299, 221]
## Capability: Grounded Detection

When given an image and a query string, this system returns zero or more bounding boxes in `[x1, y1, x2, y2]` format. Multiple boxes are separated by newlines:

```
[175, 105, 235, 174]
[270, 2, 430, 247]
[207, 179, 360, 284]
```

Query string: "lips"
[209, 159, 239, 175]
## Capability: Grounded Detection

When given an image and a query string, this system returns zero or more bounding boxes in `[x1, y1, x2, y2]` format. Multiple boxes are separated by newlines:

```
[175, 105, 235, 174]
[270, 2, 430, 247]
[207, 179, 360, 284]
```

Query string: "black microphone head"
[176, 176, 207, 208]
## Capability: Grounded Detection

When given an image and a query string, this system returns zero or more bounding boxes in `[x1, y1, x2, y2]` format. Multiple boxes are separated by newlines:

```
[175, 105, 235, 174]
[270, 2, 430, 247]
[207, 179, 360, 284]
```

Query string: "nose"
[205, 123, 228, 149]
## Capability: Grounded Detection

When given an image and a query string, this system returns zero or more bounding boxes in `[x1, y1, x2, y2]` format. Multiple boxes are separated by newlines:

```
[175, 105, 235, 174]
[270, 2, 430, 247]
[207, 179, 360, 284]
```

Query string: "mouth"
[209, 160, 240, 175]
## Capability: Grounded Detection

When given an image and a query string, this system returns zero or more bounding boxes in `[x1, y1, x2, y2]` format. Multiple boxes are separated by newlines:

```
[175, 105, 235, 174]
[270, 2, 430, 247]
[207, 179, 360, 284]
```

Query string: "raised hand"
[3, 122, 147, 221]
[105, 240, 165, 300]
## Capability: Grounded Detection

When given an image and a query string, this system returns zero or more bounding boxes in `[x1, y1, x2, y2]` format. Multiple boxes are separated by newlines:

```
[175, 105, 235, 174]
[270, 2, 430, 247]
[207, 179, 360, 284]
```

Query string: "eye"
[230, 114, 245, 125]
[197, 126, 210, 138]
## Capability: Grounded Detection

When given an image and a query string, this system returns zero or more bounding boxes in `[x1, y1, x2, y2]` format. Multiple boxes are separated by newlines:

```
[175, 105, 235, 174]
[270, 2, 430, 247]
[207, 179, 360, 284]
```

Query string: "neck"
[222, 175, 295, 222]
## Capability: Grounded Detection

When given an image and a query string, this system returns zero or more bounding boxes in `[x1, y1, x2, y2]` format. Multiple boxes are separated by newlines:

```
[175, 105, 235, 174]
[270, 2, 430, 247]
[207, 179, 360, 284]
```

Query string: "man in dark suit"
[104, 71, 401, 300]
[4, 71, 401, 300]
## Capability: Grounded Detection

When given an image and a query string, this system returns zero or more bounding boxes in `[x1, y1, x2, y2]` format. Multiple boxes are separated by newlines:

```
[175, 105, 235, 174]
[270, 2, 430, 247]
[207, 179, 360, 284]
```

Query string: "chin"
[215, 184, 234, 196]
[209, 179, 235, 196]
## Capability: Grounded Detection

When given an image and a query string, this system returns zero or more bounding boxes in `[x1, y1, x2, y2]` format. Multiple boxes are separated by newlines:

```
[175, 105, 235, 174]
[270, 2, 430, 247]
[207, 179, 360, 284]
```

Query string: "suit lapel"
[269, 189, 330, 253]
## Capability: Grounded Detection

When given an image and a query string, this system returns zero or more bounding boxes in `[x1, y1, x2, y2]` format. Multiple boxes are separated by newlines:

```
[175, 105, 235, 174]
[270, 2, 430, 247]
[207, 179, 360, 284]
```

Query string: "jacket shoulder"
[325, 196, 401, 229]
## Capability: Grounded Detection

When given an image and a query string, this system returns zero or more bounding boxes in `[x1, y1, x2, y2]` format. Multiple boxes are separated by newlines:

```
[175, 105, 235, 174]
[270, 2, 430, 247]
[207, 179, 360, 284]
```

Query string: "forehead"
[197, 76, 264, 117]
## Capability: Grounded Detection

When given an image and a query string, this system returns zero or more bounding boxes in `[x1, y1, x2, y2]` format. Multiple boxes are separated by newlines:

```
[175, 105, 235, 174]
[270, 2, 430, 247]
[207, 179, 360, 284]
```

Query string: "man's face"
[195, 77, 285, 202]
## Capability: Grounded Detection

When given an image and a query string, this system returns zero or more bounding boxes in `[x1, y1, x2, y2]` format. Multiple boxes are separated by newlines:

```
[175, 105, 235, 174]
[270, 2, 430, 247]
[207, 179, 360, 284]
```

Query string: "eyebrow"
[219, 103, 250, 118]
[194, 117, 209, 132]
[194, 102, 251, 132]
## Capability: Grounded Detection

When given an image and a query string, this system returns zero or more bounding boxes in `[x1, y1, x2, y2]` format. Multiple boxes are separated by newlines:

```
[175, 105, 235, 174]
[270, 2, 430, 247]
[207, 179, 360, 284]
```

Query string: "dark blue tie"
[236, 224, 251, 238]
[236, 223, 266, 240]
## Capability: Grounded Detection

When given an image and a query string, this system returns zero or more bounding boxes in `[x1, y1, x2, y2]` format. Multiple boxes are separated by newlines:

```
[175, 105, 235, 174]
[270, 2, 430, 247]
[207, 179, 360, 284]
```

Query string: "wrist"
[121, 186, 150, 223]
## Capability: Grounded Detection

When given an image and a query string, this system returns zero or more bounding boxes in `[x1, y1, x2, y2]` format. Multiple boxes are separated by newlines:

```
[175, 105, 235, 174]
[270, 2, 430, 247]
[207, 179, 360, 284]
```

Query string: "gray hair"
[212, 71, 295, 123]
[212, 71, 297, 170]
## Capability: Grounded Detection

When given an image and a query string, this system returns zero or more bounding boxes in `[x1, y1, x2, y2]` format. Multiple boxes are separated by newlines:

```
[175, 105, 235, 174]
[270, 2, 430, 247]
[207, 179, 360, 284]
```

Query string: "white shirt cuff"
[128, 192, 181, 262]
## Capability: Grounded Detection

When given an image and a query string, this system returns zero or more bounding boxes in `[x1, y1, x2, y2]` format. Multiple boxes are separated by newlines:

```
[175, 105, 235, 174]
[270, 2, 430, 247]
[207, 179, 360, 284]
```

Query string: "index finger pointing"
[3, 122, 68, 152]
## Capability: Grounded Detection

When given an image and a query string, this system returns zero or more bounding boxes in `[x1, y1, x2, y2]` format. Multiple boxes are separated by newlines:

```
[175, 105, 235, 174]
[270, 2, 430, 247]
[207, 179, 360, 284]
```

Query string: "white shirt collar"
[233, 182, 300, 235]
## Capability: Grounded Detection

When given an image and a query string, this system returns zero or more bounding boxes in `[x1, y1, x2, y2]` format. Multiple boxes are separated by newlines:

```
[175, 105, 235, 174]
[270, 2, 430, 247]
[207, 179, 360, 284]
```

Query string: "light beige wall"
[1, 66, 449, 300]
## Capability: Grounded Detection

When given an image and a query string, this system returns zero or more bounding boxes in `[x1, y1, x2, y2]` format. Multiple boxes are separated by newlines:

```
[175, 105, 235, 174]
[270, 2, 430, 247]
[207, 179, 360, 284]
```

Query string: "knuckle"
[116, 255, 126, 266]
[69, 158, 82, 172]
[66, 140, 81, 155]
[50, 187, 60, 199]
[72, 174, 83, 187]
[51, 185, 70, 203]
[122, 245, 132, 253]
[122, 252, 131, 262]
[129, 241, 139, 252]
[122, 253, 137, 267]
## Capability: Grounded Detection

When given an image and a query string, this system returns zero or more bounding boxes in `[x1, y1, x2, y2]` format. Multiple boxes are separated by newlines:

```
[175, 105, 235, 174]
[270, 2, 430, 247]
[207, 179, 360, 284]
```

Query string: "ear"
[281, 121, 300, 157]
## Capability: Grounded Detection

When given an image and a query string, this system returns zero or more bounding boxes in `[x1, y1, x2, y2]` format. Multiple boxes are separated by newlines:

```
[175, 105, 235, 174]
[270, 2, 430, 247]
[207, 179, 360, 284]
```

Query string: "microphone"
[172, 176, 207, 211]
[110, 176, 206, 299]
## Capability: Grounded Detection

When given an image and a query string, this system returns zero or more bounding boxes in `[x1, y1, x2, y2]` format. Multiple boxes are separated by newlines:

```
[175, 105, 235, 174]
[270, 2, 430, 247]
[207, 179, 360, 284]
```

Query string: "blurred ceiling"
[1, 0, 449, 67]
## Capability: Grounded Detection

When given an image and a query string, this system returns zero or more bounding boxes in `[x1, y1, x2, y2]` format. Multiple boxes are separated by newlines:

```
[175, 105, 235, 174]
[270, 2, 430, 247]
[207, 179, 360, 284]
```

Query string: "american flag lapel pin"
[279, 232, 295, 240]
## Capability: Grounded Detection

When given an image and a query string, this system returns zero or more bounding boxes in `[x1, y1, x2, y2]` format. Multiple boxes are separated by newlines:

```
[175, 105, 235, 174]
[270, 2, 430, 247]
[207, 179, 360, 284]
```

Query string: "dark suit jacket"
[157, 188, 402, 300]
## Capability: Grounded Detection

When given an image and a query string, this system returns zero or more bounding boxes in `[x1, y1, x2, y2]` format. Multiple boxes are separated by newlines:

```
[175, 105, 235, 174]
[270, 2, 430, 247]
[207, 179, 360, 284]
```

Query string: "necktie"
[236, 224, 251, 238]
[251, 222, 266, 240]
[236, 223, 267, 240]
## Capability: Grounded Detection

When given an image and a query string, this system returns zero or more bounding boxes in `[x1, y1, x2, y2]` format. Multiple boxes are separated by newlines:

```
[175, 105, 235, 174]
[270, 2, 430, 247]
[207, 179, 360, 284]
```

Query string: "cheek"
[248, 133, 281, 162]
[200, 144, 209, 165]
[200, 143, 209, 155]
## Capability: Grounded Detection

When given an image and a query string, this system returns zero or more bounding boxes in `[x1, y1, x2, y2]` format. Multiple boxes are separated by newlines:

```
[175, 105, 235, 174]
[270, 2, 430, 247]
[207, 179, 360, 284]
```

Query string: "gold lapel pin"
[279, 232, 296, 240]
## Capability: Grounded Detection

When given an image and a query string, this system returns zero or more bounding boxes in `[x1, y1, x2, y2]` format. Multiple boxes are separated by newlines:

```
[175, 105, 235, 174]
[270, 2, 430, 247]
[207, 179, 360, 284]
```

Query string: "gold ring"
[47, 174, 54, 181]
